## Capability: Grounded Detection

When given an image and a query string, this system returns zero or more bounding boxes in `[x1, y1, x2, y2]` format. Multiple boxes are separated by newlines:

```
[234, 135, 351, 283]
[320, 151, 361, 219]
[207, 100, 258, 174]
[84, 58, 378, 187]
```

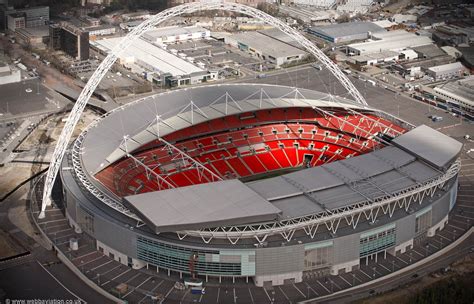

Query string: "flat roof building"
[225, 31, 308, 67]
[15, 25, 49, 48]
[433, 76, 474, 114]
[6, 12, 25, 32]
[426, 62, 468, 80]
[347, 30, 433, 56]
[143, 26, 210, 45]
[308, 21, 385, 43]
[0, 64, 21, 85]
[5, 6, 49, 29]
[93, 36, 217, 87]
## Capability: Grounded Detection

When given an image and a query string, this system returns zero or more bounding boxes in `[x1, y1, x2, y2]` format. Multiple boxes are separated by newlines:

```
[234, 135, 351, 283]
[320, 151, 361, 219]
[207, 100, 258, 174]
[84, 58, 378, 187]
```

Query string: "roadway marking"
[330, 279, 342, 291]
[133, 275, 152, 290]
[87, 260, 114, 273]
[101, 268, 131, 286]
[180, 289, 190, 303]
[124, 272, 142, 284]
[79, 255, 105, 267]
[199, 290, 204, 303]
[216, 287, 220, 303]
[44, 222, 70, 230]
[430, 237, 444, 247]
[456, 204, 474, 209]
[454, 214, 474, 221]
[379, 263, 391, 273]
[54, 233, 77, 241]
[394, 255, 408, 265]
[438, 233, 452, 242]
[72, 250, 97, 261]
[303, 281, 318, 297]
[37, 261, 86, 303]
[47, 228, 73, 235]
[161, 285, 175, 304]
[293, 284, 306, 298]
[233, 287, 237, 303]
[137, 279, 164, 304]
[278, 286, 290, 301]
[316, 280, 330, 293]
[358, 269, 372, 279]
[123, 276, 152, 299]
[248, 288, 255, 304]
[262, 287, 271, 302]
[412, 249, 424, 257]
[339, 275, 352, 287]
[38, 218, 67, 225]
[448, 220, 468, 229]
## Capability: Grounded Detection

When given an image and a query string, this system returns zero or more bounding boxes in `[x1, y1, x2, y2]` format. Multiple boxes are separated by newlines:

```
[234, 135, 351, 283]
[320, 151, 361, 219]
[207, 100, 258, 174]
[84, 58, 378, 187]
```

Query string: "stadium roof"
[124, 179, 282, 232]
[392, 125, 462, 171]
[308, 21, 385, 39]
[123, 127, 459, 231]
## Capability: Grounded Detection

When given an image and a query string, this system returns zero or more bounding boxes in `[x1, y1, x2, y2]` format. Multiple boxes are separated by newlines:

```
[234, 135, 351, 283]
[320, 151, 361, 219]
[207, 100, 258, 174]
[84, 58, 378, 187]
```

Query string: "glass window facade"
[304, 241, 333, 270]
[415, 207, 432, 235]
[137, 236, 242, 276]
[359, 224, 396, 257]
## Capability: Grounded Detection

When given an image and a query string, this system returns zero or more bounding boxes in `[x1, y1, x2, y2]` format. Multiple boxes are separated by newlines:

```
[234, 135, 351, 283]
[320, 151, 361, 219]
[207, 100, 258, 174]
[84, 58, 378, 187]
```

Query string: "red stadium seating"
[94, 107, 405, 196]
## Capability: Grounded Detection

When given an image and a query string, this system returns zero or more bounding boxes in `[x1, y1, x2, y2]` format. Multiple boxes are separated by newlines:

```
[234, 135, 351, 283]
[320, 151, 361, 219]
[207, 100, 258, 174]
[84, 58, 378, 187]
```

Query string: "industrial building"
[6, 12, 24, 32]
[225, 31, 308, 67]
[86, 25, 116, 37]
[15, 26, 49, 48]
[49, 23, 90, 61]
[143, 26, 210, 45]
[290, 0, 336, 8]
[350, 50, 399, 68]
[346, 30, 433, 56]
[432, 76, 474, 115]
[56, 83, 462, 287]
[4, 5, 49, 30]
[426, 62, 468, 80]
[0, 64, 21, 85]
[307, 21, 385, 43]
[337, 0, 374, 13]
[93, 36, 217, 86]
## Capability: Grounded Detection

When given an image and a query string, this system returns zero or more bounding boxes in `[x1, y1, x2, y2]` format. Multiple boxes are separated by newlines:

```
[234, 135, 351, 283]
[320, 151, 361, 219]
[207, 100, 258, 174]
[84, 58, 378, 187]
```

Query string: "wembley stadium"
[56, 83, 462, 287]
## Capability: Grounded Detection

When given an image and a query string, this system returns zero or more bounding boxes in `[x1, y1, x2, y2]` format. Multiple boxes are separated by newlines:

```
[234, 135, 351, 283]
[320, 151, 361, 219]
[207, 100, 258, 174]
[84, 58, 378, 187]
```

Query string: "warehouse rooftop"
[308, 21, 385, 39]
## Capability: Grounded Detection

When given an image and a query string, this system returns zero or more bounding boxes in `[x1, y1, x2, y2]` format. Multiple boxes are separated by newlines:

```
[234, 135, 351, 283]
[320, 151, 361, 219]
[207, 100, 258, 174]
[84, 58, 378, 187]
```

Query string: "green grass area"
[407, 272, 474, 304]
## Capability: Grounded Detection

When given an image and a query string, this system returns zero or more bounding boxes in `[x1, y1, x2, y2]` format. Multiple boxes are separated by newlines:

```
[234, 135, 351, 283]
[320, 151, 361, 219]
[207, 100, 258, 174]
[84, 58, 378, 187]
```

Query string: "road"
[0, 179, 114, 303]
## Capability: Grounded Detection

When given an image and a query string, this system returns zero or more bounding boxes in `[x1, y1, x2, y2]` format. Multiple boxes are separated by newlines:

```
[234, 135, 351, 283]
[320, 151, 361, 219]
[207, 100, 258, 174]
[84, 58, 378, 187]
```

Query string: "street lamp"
[372, 266, 376, 278]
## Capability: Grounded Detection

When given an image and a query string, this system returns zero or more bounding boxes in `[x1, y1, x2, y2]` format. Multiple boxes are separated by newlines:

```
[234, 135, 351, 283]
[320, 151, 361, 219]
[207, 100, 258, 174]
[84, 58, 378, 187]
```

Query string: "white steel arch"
[39, 1, 368, 218]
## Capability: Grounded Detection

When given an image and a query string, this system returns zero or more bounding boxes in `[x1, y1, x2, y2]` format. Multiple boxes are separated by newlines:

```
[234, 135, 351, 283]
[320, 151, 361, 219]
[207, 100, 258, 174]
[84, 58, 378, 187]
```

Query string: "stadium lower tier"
[61, 151, 459, 287]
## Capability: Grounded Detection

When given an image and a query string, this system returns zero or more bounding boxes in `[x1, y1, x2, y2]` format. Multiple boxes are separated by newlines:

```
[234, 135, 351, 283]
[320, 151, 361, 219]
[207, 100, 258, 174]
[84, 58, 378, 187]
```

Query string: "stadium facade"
[59, 84, 462, 287]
